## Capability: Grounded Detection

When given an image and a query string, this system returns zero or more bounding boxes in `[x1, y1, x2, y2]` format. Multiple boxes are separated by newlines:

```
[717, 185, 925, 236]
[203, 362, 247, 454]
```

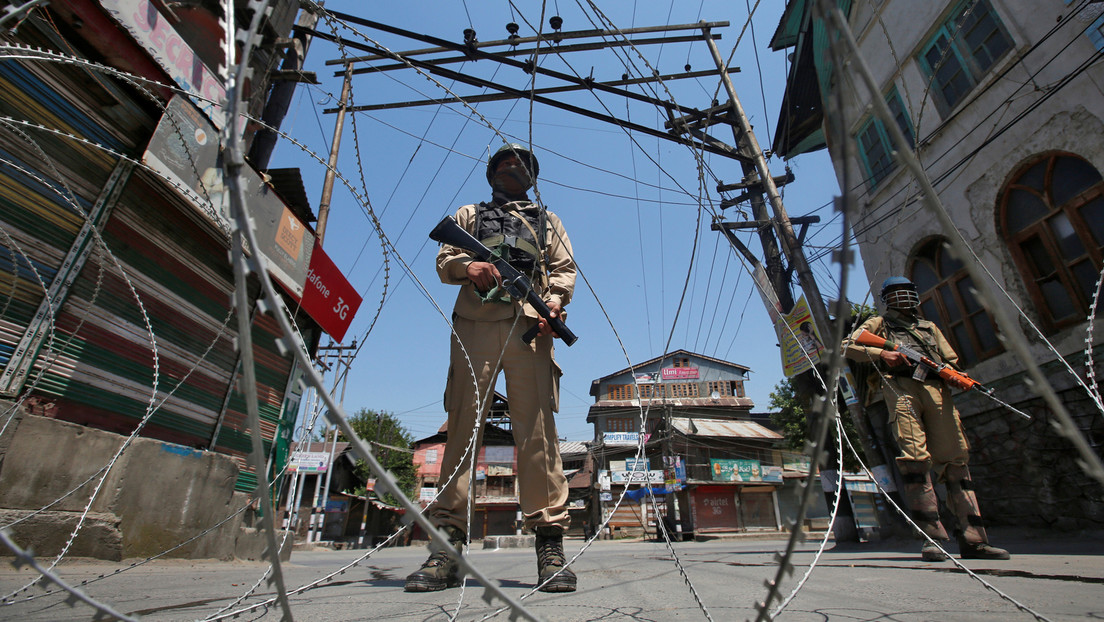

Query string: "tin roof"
[558, 441, 589, 456]
[670, 417, 782, 440]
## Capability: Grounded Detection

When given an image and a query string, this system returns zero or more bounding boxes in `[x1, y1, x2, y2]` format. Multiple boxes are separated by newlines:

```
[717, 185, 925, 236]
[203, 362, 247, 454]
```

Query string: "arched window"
[909, 238, 1002, 367]
[1000, 152, 1104, 331]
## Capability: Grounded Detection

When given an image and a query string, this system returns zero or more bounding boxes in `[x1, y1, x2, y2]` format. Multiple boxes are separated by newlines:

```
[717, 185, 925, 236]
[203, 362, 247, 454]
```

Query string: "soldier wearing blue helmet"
[844, 277, 1010, 562]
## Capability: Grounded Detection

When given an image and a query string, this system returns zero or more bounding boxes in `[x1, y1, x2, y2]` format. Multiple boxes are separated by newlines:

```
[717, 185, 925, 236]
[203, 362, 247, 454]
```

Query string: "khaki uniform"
[433, 201, 575, 533]
[843, 310, 990, 545]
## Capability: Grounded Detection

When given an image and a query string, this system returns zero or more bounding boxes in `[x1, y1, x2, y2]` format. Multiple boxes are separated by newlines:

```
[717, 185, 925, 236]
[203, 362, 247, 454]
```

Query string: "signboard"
[601, 469, 665, 484]
[293, 241, 362, 342]
[762, 465, 784, 483]
[100, 0, 226, 128]
[634, 372, 659, 384]
[782, 452, 812, 472]
[840, 369, 859, 406]
[287, 451, 329, 473]
[419, 487, 437, 502]
[250, 190, 315, 298]
[780, 296, 826, 377]
[710, 458, 764, 482]
[144, 97, 316, 298]
[664, 455, 686, 489]
[661, 367, 699, 380]
[143, 96, 226, 227]
[625, 458, 650, 471]
[603, 432, 650, 446]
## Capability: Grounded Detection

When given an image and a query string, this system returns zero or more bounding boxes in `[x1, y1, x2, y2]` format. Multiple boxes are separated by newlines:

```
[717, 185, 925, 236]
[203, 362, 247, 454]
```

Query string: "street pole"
[662, 403, 682, 540]
[315, 64, 353, 245]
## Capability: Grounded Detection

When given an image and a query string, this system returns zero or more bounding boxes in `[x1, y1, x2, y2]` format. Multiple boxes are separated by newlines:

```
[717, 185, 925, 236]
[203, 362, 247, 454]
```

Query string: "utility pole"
[315, 64, 353, 245]
[308, 339, 357, 542]
[248, 9, 320, 170]
[662, 402, 682, 541]
[701, 25, 832, 332]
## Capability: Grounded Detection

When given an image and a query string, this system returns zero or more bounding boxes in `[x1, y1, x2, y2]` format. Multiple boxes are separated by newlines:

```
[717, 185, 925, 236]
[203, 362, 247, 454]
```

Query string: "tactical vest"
[883, 317, 944, 365]
[475, 201, 546, 275]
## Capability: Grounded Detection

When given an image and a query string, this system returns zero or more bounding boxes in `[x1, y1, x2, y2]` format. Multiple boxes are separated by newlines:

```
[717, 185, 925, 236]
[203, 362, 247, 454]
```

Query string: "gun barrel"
[854, 328, 894, 350]
[430, 216, 578, 347]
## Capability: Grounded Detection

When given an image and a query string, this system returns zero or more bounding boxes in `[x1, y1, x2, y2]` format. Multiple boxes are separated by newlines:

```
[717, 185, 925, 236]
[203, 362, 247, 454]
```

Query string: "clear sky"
[273, 1, 873, 442]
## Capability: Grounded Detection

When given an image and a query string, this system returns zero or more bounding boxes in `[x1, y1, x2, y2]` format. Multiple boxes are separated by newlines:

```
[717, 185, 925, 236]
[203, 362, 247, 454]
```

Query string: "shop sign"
[287, 451, 329, 473]
[710, 458, 764, 482]
[762, 465, 783, 483]
[661, 367, 699, 380]
[294, 242, 361, 342]
[603, 432, 649, 446]
[144, 97, 315, 297]
[870, 464, 897, 492]
[782, 452, 811, 472]
[100, 0, 226, 127]
[612, 470, 664, 484]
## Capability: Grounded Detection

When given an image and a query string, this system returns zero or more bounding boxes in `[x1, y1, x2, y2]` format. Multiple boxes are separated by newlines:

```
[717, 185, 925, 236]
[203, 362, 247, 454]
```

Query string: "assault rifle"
[853, 329, 1030, 419]
[430, 215, 578, 346]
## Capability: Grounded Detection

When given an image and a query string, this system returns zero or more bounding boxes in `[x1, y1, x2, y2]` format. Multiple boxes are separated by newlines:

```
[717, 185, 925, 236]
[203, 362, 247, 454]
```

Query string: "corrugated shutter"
[1, 44, 309, 491]
[602, 494, 650, 533]
[690, 485, 740, 531]
[214, 310, 298, 491]
[0, 57, 123, 393]
[28, 169, 238, 443]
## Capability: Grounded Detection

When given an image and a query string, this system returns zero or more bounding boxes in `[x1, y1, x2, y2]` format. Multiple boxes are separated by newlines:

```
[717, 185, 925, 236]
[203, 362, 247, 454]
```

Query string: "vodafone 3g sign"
[298, 242, 362, 343]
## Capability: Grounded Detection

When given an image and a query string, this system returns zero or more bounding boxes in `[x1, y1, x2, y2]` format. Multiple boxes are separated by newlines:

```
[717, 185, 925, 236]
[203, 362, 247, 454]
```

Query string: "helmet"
[486, 143, 540, 185]
[880, 276, 920, 311]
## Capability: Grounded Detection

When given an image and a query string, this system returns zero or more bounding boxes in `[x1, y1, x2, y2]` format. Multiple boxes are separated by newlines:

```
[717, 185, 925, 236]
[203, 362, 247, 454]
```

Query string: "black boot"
[404, 526, 466, 592]
[958, 534, 1010, 560]
[534, 525, 576, 593]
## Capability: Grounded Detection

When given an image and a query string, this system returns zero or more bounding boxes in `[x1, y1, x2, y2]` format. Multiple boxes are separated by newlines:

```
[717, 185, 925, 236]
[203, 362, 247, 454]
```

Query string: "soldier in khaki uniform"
[405, 143, 577, 593]
[844, 277, 1009, 562]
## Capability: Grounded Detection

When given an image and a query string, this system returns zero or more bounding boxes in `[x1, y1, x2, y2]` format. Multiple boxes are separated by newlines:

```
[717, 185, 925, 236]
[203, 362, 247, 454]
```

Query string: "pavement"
[1, 527, 1102, 621]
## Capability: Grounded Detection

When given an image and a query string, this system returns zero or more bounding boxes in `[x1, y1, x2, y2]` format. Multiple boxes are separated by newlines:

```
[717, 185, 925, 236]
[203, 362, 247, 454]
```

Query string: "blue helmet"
[880, 277, 919, 310]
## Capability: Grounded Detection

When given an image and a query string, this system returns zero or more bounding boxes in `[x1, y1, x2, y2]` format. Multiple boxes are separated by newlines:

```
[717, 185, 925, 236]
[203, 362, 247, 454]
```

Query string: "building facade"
[0, 1, 349, 558]
[772, 0, 1104, 528]
[410, 392, 595, 538]
[587, 349, 794, 538]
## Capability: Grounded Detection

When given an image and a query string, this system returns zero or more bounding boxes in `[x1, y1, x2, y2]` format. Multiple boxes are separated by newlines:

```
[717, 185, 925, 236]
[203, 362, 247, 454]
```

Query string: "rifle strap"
[885, 316, 958, 370]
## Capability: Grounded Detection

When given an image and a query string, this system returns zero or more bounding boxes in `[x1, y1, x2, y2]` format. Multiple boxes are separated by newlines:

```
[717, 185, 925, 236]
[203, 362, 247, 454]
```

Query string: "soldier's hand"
[537, 301, 564, 339]
[880, 350, 908, 368]
[466, 261, 501, 292]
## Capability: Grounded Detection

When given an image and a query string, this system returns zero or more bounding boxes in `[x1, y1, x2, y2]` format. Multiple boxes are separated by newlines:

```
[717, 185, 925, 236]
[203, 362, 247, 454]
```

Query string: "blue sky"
[272, 1, 872, 441]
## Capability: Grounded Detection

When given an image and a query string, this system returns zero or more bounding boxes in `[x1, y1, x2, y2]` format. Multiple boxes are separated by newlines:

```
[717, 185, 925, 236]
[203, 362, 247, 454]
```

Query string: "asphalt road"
[2, 529, 1102, 621]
